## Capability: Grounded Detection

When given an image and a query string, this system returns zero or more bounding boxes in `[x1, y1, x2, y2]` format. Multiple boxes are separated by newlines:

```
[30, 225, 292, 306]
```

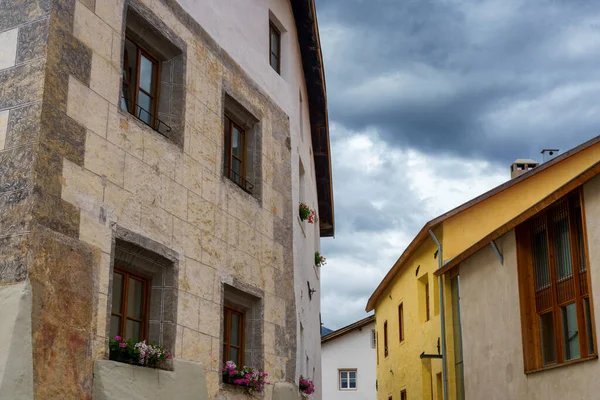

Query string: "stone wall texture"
[0, 0, 299, 398]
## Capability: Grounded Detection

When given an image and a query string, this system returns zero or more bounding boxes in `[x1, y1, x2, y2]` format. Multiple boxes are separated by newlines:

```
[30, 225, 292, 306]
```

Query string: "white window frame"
[371, 329, 376, 349]
[339, 369, 358, 391]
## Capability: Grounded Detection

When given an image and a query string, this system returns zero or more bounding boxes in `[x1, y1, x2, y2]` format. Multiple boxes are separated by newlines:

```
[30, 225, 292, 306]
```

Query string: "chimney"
[541, 149, 560, 163]
[510, 159, 539, 179]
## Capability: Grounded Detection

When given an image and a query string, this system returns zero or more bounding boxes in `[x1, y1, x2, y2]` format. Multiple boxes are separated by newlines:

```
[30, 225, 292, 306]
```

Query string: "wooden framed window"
[398, 303, 404, 342]
[401, 390, 407, 400]
[384, 320, 389, 357]
[377, 331, 380, 365]
[223, 306, 245, 366]
[269, 22, 281, 73]
[121, 37, 160, 129]
[516, 189, 596, 372]
[371, 329, 376, 349]
[224, 116, 249, 191]
[110, 268, 150, 341]
[339, 370, 357, 390]
[425, 282, 430, 321]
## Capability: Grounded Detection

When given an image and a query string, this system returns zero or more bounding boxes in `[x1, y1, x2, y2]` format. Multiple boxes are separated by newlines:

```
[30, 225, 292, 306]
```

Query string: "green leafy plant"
[109, 336, 172, 368]
[222, 361, 270, 393]
[315, 251, 326, 267]
[299, 203, 315, 223]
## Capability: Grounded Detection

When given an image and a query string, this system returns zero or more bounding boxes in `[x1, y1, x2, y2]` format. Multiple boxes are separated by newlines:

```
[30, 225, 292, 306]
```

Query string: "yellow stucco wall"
[373, 138, 600, 400]
[443, 140, 600, 261]
[374, 234, 460, 400]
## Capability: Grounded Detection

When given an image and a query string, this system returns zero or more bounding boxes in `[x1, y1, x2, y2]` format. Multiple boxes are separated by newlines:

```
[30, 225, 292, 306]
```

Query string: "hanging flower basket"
[315, 252, 326, 267]
[299, 203, 316, 223]
[299, 376, 315, 397]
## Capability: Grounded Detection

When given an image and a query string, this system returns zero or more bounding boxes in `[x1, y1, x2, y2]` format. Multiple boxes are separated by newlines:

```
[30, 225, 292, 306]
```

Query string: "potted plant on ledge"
[299, 376, 315, 397]
[109, 336, 172, 368]
[299, 203, 315, 223]
[222, 361, 270, 394]
[315, 252, 326, 267]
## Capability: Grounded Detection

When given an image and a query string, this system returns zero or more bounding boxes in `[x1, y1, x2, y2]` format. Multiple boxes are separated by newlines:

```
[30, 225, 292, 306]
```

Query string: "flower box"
[109, 336, 172, 369]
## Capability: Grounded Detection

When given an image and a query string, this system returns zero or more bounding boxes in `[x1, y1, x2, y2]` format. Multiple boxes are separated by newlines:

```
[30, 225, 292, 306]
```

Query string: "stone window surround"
[103, 225, 180, 361]
[219, 279, 264, 374]
[118, 0, 187, 148]
[221, 88, 263, 203]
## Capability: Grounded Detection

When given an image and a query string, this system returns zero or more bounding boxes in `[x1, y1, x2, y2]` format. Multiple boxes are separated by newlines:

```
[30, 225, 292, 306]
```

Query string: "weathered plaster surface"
[0, 282, 34, 400]
[0, 0, 315, 398]
[93, 359, 208, 400]
[459, 174, 600, 400]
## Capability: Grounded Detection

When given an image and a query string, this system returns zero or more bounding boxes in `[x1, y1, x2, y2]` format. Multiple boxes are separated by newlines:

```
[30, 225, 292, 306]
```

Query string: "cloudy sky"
[316, 0, 600, 330]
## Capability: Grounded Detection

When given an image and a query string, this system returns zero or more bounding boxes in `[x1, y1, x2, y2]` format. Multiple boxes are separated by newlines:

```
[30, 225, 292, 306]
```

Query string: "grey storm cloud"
[316, 0, 600, 163]
[315, 0, 600, 329]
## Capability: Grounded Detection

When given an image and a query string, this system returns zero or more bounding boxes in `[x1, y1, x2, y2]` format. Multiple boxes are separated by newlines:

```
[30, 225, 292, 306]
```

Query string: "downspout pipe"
[429, 229, 448, 400]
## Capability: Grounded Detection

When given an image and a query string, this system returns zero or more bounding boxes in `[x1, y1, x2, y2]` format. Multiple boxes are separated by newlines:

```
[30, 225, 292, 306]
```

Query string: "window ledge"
[117, 108, 181, 149]
[525, 355, 598, 375]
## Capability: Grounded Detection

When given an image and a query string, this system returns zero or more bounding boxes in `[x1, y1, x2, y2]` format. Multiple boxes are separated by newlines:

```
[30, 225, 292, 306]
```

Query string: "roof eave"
[290, 0, 335, 237]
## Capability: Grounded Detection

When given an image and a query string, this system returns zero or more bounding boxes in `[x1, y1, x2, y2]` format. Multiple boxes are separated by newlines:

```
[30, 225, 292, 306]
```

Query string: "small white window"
[339, 370, 357, 390]
[371, 329, 376, 349]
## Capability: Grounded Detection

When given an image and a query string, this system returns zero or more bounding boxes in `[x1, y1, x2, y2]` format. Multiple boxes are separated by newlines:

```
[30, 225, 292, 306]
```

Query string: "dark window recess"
[110, 268, 150, 342]
[269, 22, 281, 73]
[121, 38, 171, 136]
[224, 117, 253, 193]
[119, 8, 186, 145]
[223, 306, 245, 366]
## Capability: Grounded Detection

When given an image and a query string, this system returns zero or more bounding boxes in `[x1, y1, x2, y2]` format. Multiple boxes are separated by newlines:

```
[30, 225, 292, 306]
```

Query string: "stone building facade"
[0, 0, 333, 398]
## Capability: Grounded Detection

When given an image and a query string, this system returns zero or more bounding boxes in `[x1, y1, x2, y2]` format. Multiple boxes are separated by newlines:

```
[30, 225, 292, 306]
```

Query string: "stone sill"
[524, 354, 598, 375]
[93, 359, 207, 400]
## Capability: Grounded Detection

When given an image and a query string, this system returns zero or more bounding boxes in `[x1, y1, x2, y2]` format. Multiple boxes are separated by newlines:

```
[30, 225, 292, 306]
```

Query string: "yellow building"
[367, 137, 600, 400]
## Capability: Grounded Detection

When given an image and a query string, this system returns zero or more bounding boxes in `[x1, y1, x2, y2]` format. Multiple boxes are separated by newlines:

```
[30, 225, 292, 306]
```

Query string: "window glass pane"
[554, 213, 573, 280]
[270, 53, 278, 70]
[111, 272, 123, 314]
[230, 313, 240, 346]
[349, 371, 356, 379]
[340, 372, 348, 389]
[110, 315, 121, 339]
[540, 312, 557, 365]
[137, 91, 152, 124]
[562, 303, 580, 360]
[271, 30, 279, 57]
[127, 278, 144, 319]
[232, 126, 242, 158]
[229, 347, 239, 365]
[231, 158, 242, 182]
[126, 319, 141, 341]
[139, 55, 154, 93]
[532, 224, 550, 290]
[584, 297, 594, 355]
[349, 374, 356, 388]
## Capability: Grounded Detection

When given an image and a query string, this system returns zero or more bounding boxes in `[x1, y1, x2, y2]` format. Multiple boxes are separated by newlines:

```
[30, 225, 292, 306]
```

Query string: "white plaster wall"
[173, 0, 323, 396]
[459, 174, 600, 400]
[321, 323, 376, 400]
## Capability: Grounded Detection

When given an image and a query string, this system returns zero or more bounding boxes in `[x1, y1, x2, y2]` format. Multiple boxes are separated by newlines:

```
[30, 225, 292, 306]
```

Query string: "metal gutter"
[429, 229, 448, 400]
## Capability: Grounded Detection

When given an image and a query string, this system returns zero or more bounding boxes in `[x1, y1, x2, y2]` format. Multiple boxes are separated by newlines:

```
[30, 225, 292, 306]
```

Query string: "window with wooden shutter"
[516, 188, 596, 372]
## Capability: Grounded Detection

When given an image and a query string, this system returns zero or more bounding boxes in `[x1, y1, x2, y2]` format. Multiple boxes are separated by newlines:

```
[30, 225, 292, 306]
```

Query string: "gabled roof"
[321, 315, 375, 344]
[366, 135, 600, 312]
[435, 158, 600, 277]
[291, 0, 335, 237]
